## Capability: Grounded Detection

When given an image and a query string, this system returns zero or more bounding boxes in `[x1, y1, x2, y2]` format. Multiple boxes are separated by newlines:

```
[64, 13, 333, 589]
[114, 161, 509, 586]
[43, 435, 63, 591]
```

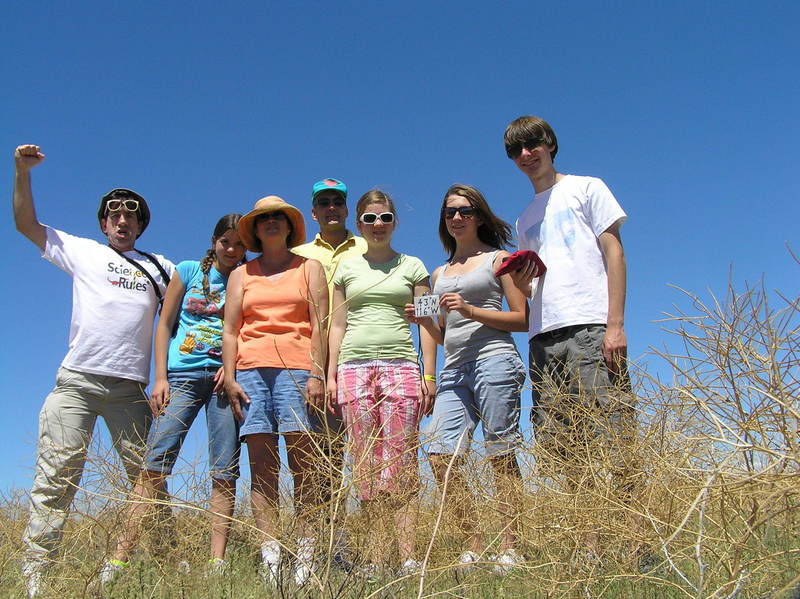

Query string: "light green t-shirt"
[333, 254, 429, 364]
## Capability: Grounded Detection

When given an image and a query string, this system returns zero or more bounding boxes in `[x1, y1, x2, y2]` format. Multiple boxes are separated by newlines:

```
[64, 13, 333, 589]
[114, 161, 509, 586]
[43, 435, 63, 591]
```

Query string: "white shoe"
[260, 540, 281, 583]
[493, 548, 523, 574]
[294, 537, 316, 586]
[357, 562, 381, 582]
[397, 558, 422, 577]
[458, 550, 480, 573]
[99, 559, 129, 585]
[22, 561, 44, 599]
[205, 558, 228, 577]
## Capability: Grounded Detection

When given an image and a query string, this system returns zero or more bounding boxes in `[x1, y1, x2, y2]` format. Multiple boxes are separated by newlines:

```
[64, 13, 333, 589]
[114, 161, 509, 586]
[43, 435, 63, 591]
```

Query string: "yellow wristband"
[423, 374, 436, 382]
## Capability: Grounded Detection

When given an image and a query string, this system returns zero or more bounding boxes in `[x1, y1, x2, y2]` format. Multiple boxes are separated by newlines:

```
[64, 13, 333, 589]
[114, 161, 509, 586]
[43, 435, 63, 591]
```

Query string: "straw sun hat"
[238, 195, 306, 251]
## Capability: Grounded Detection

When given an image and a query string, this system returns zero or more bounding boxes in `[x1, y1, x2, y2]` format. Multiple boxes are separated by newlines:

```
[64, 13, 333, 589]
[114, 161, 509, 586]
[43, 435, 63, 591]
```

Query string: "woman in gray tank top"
[409, 183, 528, 573]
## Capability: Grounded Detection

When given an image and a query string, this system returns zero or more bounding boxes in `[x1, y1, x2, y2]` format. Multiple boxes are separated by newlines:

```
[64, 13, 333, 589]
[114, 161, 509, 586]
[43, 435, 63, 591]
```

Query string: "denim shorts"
[144, 367, 241, 480]
[237, 367, 313, 437]
[425, 352, 525, 457]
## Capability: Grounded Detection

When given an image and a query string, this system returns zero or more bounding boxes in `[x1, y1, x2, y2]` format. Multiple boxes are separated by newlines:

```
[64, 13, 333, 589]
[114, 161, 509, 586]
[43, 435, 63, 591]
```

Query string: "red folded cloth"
[494, 249, 547, 278]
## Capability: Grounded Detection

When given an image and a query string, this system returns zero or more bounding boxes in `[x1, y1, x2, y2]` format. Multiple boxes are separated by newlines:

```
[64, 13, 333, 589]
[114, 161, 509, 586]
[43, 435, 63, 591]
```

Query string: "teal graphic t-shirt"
[168, 260, 228, 371]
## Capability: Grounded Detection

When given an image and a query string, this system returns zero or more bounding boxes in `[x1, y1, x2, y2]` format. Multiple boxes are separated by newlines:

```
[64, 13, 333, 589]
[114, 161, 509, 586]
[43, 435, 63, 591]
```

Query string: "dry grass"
[2, 271, 799, 599]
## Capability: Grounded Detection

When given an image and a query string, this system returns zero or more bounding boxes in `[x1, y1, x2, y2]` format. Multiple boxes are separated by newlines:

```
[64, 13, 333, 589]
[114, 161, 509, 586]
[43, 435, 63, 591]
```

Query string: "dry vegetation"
[1, 272, 798, 598]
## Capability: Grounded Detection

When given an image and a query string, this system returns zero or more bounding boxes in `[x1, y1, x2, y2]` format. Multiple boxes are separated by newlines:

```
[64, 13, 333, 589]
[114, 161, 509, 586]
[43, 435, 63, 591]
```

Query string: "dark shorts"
[528, 324, 636, 471]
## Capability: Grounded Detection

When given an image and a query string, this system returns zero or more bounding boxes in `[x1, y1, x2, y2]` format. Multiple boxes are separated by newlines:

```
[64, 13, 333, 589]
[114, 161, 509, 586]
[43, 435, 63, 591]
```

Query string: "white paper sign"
[414, 294, 440, 318]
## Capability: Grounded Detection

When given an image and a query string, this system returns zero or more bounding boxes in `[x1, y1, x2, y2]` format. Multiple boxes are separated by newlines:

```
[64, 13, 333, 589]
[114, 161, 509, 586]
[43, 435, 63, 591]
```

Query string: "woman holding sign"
[326, 189, 435, 576]
[409, 183, 530, 574]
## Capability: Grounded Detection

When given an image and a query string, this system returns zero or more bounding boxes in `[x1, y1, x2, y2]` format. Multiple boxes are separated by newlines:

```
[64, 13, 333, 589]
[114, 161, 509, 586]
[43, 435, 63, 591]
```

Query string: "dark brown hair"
[438, 184, 512, 260]
[503, 115, 559, 160]
[200, 213, 243, 298]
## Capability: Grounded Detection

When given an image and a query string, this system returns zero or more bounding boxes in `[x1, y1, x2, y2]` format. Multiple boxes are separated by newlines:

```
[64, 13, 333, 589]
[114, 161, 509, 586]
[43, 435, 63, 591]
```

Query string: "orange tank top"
[236, 256, 313, 370]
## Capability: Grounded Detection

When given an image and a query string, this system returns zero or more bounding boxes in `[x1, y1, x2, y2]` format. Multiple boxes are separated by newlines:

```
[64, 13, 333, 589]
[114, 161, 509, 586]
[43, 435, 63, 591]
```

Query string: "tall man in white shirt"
[503, 116, 634, 490]
[13, 144, 174, 597]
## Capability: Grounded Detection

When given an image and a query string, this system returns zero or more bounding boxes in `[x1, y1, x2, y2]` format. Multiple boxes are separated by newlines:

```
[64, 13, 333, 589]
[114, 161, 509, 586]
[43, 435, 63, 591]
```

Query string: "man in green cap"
[293, 177, 366, 568]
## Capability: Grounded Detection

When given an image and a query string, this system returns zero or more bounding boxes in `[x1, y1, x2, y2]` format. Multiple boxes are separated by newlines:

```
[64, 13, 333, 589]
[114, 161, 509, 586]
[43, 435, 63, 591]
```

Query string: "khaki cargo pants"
[23, 367, 151, 565]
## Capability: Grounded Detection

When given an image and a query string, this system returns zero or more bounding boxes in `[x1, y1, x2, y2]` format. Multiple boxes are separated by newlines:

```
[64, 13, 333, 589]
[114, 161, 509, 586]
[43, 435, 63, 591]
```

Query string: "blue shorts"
[425, 352, 525, 457]
[144, 367, 241, 480]
[237, 367, 313, 437]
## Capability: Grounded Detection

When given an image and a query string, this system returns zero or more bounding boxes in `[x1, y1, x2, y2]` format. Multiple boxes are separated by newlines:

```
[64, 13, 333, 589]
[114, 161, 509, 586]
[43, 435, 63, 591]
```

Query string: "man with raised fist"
[13, 145, 174, 597]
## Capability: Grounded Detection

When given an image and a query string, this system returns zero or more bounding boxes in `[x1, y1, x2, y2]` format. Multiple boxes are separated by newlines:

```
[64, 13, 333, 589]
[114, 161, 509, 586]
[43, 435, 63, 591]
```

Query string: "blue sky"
[2, 1, 798, 491]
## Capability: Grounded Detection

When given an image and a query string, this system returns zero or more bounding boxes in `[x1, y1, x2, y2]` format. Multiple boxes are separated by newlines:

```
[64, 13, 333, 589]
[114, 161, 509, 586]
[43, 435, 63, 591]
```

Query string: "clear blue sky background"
[2, 2, 798, 492]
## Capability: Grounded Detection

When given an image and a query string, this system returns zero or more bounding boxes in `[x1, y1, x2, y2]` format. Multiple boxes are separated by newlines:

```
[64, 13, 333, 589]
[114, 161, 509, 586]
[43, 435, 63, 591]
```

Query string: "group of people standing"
[13, 114, 632, 597]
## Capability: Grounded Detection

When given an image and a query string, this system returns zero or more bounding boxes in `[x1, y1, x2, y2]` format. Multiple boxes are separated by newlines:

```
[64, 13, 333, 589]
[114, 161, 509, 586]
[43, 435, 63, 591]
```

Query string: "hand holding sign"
[413, 294, 440, 318]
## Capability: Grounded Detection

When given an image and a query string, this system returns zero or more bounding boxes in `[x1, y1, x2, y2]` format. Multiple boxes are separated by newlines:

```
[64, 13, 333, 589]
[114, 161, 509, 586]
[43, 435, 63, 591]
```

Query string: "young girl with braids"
[106, 213, 247, 576]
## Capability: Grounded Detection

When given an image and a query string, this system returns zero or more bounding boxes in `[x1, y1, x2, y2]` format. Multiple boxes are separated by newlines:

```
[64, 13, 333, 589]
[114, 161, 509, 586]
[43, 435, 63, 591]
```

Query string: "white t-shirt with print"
[42, 226, 175, 384]
[516, 175, 626, 338]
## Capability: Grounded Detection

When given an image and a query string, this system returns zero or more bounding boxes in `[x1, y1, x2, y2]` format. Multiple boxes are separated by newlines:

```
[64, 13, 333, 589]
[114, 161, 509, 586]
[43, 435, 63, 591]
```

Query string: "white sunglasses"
[359, 212, 394, 224]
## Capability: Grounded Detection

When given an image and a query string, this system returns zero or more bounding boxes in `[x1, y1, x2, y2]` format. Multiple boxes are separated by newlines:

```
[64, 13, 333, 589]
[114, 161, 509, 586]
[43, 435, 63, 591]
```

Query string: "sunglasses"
[315, 197, 346, 208]
[256, 211, 287, 222]
[106, 199, 140, 213]
[359, 212, 394, 224]
[505, 137, 545, 159]
[442, 206, 477, 220]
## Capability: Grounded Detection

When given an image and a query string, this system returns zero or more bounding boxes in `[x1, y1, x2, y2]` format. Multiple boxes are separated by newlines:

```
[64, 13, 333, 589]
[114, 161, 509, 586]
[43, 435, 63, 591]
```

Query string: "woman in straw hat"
[222, 196, 328, 586]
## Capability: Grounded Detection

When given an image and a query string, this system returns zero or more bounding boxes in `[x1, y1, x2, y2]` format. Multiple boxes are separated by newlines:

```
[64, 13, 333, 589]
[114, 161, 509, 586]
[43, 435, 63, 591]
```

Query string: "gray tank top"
[433, 251, 518, 369]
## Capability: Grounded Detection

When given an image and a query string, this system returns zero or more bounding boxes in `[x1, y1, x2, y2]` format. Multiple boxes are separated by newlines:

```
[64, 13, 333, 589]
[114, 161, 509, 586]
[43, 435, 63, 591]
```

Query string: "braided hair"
[202, 213, 243, 299]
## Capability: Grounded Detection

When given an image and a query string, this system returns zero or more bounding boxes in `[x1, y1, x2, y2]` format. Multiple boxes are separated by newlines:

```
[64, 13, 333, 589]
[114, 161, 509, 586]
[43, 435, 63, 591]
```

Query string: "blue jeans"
[426, 352, 525, 457]
[144, 367, 241, 480]
[237, 367, 312, 437]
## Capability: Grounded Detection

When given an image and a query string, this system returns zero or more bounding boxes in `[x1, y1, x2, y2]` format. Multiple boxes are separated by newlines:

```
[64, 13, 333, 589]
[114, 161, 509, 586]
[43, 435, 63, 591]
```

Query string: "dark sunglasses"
[360, 212, 394, 224]
[315, 197, 346, 208]
[505, 137, 545, 159]
[106, 199, 140, 213]
[256, 211, 287, 222]
[442, 206, 477, 220]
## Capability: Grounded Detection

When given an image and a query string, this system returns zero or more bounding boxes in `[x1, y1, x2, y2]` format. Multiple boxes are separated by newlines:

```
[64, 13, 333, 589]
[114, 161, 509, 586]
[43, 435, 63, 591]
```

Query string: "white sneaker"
[260, 540, 281, 583]
[294, 537, 316, 586]
[205, 558, 228, 577]
[493, 548, 523, 574]
[458, 550, 480, 573]
[397, 558, 422, 577]
[22, 561, 44, 599]
[357, 562, 381, 582]
[99, 559, 129, 585]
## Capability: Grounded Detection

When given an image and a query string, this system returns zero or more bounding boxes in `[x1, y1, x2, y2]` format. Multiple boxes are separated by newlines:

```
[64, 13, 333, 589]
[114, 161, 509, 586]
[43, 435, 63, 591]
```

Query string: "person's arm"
[598, 221, 627, 372]
[222, 266, 249, 421]
[13, 145, 47, 251]
[438, 252, 529, 332]
[150, 274, 186, 416]
[413, 277, 437, 417]
[404, 266, 444, 345]
[325, 284, 348, 413]
[305, 259, 328, 410]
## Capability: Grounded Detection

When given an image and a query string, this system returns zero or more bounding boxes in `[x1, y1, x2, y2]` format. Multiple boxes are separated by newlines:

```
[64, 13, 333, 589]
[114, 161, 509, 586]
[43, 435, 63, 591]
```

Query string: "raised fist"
[14, 145, 45, 170]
